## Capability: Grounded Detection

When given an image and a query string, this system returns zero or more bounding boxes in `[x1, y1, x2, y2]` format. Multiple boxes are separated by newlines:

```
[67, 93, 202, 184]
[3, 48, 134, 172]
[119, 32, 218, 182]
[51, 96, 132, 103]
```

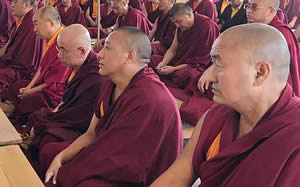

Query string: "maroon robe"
[277, 8, 288, 23]
[118, 7, 152, 34]
[56, 2, 87, 27]
[280, 0, 300, 28]
[186, 0, 218, 22]
[27, 52, 103, 157]
[128, 0, 143, 11]
[151, 10, 176, 56]
[0, 9, 43, 90]
[1, 39, 71, 126]
[192, 85, 300, 187]
[144, 0, 159, 23]
[270, 16, 300, 96]
[0, 0, 14, 48]
[41, 67, 183, 187]
[150, 13, 219, 125]
[86, 2, 118, 38]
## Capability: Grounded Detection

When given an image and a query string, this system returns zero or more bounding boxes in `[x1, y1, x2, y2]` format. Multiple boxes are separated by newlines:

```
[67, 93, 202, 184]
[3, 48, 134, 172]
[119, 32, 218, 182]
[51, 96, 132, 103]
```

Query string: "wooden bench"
[0, 109, 22, 146]
[0, 145, 44, 187]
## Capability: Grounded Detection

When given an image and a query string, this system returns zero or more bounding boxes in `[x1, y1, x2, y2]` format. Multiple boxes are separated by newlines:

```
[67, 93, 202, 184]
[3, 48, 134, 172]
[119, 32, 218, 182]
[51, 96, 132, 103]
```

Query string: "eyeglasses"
[56, 46, 81, 55]
[243, 3, 269, 11]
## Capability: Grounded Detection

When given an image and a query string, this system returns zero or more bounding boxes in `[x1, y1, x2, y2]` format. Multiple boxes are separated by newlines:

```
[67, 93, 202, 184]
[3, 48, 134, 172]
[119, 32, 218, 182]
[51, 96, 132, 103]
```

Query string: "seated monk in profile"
[151, 23, 300, 187]
[41, 26, 183, 187]
[149, 3, 219, 125]
[0, 6, 71, 127]
[0, 0, 43, 91]
[25, 24, 104, 161]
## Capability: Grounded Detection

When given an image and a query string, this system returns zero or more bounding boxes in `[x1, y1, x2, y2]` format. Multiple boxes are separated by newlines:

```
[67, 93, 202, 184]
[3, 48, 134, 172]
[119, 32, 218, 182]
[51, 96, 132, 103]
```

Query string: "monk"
[148, 0, 176, 56]
[144, 0, 159, 22]
[186, 0, 217, 22]
[151, 23, 300, 187]
[215, 0, 229, 22]
[0, 0, 15, 48]
[245, 0, 300, 96]
[93, 0, 152, 51]
[0, 0, 43, 90]
[280, 0, 300, 28]
[85, 0, 118, 37]
[0, 6, 71, 126]
[56, 0, 87, 26]
[26, 24, 104, 162]
[111, 0, 152, 34]
[41, 26, 183, 187]
[218, 0, 247, 32]
[150, 3, 219, 125]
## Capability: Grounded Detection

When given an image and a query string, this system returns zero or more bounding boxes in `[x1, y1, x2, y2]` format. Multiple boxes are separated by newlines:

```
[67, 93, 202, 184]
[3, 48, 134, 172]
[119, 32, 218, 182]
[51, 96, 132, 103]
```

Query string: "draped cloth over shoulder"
[41, 67, 183, 187]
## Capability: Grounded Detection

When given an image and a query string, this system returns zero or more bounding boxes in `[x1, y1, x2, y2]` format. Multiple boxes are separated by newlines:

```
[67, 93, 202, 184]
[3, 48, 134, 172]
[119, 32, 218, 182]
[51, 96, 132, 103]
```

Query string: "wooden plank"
[183, 122, 194, 139]
[0, 109, 22, 146]
[0, 145, 44, 187]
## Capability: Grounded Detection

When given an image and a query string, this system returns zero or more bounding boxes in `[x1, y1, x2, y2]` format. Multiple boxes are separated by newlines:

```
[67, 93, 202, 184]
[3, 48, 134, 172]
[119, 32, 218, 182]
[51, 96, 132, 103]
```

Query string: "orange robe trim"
[43, 26, 64, 56]
[206, 131, 222, 160]
[16, 17, 24, 29]
[92, 0, 98, 19]
[231, 3, 243, 18]
[100, 101, 104, 117]
[67, 68, 78, 83]
[220, 0, 229, 14]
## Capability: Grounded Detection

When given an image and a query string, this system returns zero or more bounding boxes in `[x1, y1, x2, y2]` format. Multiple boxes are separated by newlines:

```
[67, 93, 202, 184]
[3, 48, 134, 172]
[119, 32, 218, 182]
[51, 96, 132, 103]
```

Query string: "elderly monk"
[152, 23, 300, 187]
[246, 0, 300, 96]
[0, 6, 71, 126]
[25, 24, 104, 162]
[150, 3, 219, 125]
[218, 0, 247, 32]
[148, 0, 176, 56]
[0, 0, 43, 90]
[56, 0, 87, 26]
[186, 0, 217, 22]
[41, 26, 183, 187]
[0, 0, 15, 48]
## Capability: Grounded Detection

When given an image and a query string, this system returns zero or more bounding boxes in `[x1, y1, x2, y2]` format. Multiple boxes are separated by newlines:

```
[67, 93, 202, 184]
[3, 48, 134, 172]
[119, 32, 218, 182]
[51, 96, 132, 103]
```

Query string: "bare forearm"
[30, 83, 47, 93]
[174, 64, 188, 71]
[161, 49, 176, 65]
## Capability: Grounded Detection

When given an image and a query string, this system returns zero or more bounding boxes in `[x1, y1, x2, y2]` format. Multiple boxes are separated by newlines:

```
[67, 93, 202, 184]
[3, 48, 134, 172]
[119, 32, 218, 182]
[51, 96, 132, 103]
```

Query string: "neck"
[123, 5, 129, 15]
[48, 25, 61, 40]
[163, 4, 172, 14]
[237, 88, 282, 137]
[111, 65, 144, 92]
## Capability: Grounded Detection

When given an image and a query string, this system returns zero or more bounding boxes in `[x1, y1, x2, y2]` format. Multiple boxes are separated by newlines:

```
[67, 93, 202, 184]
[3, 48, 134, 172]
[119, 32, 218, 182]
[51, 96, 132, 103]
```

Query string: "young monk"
[151, 23, 300, 187]
[42, 26, 183, 187]
[0, 0, 43, 90]
[150, 3, 219, 125]
[0, 6, 71, 126]
[148, 0, 176, 56]
[55, 0, 87, 26]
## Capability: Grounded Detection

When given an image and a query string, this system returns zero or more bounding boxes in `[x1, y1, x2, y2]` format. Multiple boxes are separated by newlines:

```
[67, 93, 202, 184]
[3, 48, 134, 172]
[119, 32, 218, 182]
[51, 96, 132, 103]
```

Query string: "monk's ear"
[126, 50, 137, 64]
[253, 61, 271, 86]
[78, 47, 87, 56]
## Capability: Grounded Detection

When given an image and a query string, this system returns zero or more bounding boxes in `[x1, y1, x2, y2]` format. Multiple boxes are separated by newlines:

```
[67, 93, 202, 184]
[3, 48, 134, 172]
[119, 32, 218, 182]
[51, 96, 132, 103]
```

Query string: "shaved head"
[270, 0, 279, 10]
[218, 23, 290, 85]
[36, 5, 61, 25]
[115, 26, 151, 64]
[58, 24, 91, 51]
[168, 3, 193, 17]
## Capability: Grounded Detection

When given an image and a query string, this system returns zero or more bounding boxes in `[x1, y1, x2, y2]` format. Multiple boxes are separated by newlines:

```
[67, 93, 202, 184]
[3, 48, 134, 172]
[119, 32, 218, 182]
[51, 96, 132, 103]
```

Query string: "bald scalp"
[219, 23, 290, 84]
[116, 26, 151, 64]
[168, 3, 193, 17]
[58, 24, 91, 51]
[36, 5, 61, 25]
[269, 0, 279, 10]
